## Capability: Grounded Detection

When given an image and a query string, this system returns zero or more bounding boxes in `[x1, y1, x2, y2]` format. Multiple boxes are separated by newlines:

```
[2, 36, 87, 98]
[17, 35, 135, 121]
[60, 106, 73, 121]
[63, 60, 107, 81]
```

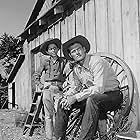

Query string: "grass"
[0, 109, 48, 140]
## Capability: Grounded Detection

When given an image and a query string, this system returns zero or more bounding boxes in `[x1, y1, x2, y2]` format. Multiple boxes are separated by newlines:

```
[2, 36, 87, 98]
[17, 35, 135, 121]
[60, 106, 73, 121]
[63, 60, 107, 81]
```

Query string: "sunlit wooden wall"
[13, 0, 140, 122]
[32, 0, 140, 94]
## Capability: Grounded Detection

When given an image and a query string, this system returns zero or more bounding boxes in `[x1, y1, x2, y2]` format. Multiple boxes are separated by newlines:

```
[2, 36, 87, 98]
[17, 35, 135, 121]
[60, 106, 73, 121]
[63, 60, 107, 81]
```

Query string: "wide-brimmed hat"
[40, 38, 61, 55]
[62, 35, 90, 60]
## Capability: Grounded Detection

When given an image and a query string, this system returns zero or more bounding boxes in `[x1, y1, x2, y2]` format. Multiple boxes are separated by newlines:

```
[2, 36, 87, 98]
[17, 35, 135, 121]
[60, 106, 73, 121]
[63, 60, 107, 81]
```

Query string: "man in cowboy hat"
[33, 38, 67, 140]
[54, 35, 123, 140]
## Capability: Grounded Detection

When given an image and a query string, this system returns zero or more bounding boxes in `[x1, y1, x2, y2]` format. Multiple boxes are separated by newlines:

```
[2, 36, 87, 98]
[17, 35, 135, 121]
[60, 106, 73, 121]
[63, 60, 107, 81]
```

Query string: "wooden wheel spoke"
[120, 74, 127, 84]
[117, 69, 124, 76]
[120, 85, 129, 91]
[109, 59, 114, 66]
[114, 64, 119, 74]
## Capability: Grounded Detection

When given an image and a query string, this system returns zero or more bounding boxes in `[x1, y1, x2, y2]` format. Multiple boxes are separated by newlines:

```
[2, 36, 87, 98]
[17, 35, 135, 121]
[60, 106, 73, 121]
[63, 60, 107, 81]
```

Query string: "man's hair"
[67, 42, 83, 53]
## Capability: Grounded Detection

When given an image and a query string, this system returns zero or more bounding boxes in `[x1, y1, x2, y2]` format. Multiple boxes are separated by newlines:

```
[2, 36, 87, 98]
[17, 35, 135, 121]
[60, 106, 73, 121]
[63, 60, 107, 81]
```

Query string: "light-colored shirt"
[33, 55, 66, 86]
[64, 54, 120, 102]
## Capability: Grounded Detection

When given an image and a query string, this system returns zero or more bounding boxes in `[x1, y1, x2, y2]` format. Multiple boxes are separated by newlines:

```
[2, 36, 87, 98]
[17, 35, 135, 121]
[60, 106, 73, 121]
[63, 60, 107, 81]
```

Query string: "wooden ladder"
[23, 91, 44, 136]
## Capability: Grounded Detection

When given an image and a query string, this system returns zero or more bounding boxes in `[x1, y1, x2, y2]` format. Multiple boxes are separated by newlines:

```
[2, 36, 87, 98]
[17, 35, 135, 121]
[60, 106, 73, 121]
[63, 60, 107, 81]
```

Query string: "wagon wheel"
[65, 52, 134, 140]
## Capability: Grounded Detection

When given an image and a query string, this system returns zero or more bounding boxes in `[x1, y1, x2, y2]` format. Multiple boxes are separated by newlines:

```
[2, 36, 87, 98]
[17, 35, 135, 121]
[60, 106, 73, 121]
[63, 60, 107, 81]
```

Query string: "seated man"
[54, 35, 123, 140]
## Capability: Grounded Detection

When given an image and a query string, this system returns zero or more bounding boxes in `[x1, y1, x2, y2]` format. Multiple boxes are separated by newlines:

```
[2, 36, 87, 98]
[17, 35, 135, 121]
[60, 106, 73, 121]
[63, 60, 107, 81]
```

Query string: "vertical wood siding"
[84, 0, 97, 53]
[107, 0, 123, 58]
[8, 83, 13, 108]
[61, 19, 69, 43]
[12, 0, 140, 126]
[12, 41, 32, 111]
[76, 5, 85, 36]
[95, 0, 109, 52]
[67, 11, 76, 39]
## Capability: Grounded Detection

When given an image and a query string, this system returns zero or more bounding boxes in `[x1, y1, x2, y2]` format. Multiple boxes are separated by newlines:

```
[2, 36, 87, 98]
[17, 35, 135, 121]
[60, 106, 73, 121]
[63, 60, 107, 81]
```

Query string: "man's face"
[47, 43, 59, 57]
[69, 43, 86, 62]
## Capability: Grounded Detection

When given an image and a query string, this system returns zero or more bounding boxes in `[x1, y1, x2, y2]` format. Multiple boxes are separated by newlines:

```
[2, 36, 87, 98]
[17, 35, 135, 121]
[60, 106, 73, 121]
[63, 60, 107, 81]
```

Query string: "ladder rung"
[33, 124, 42, 127]
[29, 113, 35, 116]
[25, 124, 31, 128]
[32, 103, 37, 105]
[23, 91, 43, 136]
[34, 92, 42, 96]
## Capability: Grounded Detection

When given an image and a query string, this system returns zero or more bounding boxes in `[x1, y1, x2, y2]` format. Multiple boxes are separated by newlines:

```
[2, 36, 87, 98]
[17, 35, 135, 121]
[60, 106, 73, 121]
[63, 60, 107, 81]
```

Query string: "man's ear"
[69, 53, 72, 58]
[83, 47, 86, 52]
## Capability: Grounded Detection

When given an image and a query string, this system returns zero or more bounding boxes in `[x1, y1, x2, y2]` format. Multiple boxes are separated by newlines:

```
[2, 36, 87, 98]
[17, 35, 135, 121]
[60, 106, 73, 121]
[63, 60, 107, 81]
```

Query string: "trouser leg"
[98, 119, 107, 137]
[54, 99, 70, 139]
[98, 91, 123, 138]
[79, 90, 123, 140]
[54, 99, 86, 139]
[79, 96, 99, 140]
[43, 85, 61, 139]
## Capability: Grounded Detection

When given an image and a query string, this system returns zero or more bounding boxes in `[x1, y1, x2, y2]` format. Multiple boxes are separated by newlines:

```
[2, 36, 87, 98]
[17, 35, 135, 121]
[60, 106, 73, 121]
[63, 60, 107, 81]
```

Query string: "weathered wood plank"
[76, 4, 85, 36]
[61, 19, 69, 43]
[54, 22, 60, 39]
[31, 38, 36, 51]
[8, 83, 13, 108]
[44, 29, 49, 40]
[37, 0, 52, 19]
[107, 0, 123, 58]
[49, 26, 55, 38]
[95, 0, 109, 52]
[67, 10, 76, 39]
[40, 32, 45, 45]
[36, 35, 40, 47]
[54, 22, 62, 56]
[84, 0, 97, 54]
[122, 0, 140, 75]
[122, 0, 140, 130]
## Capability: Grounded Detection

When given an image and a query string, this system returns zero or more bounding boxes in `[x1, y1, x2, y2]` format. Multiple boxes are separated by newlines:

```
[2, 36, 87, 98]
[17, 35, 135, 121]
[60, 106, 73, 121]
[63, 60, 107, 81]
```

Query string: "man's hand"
[67, 95, 77, 106]
[38, 83, 44, 90]
[60, 95, 77, 110]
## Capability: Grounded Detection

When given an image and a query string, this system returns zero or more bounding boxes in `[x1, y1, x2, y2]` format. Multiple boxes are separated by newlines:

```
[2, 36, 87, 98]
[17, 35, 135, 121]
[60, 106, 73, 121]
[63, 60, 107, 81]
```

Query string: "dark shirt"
[33, 55, 67, 86]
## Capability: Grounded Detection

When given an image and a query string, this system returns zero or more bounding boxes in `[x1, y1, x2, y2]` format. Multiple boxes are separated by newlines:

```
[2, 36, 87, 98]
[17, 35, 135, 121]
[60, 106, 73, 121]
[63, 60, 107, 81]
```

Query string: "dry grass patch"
[0, 109, 48, 140]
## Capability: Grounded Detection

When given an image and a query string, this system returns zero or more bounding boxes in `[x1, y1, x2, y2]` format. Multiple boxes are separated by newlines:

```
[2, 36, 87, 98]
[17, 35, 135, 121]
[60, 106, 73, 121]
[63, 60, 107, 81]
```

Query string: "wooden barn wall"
[8, 83, 13, 108]
[12, 41, 32, 111]
[32, 0, 140, 93]
[37, 0, 52, 19]
[15, 0, 140, 122]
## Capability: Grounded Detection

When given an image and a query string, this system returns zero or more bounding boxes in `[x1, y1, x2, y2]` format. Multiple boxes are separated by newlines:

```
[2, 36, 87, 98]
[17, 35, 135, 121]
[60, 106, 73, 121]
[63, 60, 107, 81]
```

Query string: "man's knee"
[86, 95, 98, 105]
[43, 88, 52, 101]
[86, 95, 99, 111]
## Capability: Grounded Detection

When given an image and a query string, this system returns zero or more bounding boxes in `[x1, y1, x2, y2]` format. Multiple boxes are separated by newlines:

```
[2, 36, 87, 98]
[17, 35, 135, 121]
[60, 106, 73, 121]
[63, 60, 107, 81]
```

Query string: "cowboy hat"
[62, 35, 90, 60]
[40, 38, 61, 55]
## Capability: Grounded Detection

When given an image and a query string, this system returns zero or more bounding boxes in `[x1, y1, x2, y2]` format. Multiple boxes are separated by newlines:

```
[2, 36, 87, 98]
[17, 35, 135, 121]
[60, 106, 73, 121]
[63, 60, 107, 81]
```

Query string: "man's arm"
[33, 59, 45, 90]
[61, 64, 82, 109]
[74, 58, 105, 102]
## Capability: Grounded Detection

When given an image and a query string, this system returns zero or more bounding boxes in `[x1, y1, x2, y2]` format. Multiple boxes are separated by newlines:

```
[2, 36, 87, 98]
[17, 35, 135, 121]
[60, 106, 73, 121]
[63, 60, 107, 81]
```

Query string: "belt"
[107, 87, 120, 92]
[111, 87, 120, 91]
[51, 81, 62, 86]
[44, 81, 63, 91]
[45, 81, 62, 86]
[104, 87, 120, 94]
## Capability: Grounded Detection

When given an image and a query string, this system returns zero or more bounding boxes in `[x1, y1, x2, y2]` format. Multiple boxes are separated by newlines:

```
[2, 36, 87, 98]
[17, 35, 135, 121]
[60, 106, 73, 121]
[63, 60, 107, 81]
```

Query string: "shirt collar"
[82, 54, 91, 69]
[74, 54, 91, 70]
[50, 55, 59, 64]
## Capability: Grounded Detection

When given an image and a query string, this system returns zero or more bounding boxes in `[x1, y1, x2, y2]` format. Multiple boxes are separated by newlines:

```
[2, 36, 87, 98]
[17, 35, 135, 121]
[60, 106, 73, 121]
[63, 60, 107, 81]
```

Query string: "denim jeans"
[43, 84, 62, 139]
[54, 90, 123, 140]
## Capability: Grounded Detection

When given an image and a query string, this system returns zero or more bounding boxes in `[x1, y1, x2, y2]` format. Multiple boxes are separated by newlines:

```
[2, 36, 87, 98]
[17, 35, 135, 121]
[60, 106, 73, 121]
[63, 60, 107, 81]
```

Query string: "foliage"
[0, 33, 23, 96]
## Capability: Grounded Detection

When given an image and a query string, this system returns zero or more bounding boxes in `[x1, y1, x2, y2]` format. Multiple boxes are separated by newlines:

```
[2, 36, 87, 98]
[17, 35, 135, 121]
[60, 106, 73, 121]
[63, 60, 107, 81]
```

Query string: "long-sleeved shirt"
[64, 54, 120, 102]
[33, 55, 66, 86]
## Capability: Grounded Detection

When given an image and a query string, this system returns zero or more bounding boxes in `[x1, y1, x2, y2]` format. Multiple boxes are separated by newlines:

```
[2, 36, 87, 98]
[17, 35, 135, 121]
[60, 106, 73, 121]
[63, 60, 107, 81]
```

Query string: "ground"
[0, 109, 47, 140]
